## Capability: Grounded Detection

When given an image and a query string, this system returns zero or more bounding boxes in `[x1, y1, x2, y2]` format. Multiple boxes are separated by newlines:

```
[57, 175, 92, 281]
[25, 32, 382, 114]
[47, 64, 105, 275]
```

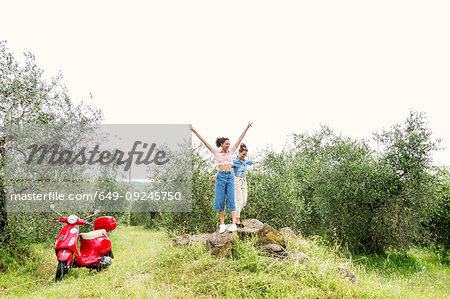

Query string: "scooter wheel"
[55, 261, 68, 281]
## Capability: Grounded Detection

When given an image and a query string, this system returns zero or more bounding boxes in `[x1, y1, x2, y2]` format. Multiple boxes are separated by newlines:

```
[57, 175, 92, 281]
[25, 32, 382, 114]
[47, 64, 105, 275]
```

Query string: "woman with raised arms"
[209, 143, 260, 228]
[190, 122, 253, 233]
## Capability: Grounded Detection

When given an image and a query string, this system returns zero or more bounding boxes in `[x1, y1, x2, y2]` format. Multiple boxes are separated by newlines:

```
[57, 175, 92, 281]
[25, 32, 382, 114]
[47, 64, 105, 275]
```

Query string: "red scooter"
[50, 204, 116, 281]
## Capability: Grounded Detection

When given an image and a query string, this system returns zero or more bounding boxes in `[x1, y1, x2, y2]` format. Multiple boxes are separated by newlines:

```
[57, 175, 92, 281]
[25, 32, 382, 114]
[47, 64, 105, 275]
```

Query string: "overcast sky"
[2, 1, 449, 165]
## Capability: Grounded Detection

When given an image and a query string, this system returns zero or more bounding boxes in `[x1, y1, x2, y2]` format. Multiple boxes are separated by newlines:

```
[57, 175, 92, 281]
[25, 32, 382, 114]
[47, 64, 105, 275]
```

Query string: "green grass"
[0, 226, 179, 298]
[144, 233, 450, 298]
[348, 248, 448, 298]
[0, 226, 448, 298]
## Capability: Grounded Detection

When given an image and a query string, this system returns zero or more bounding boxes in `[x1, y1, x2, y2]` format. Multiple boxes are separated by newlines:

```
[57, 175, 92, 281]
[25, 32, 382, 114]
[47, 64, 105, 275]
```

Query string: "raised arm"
[190, 125, 213, 152]
[233, 121, 253, 150]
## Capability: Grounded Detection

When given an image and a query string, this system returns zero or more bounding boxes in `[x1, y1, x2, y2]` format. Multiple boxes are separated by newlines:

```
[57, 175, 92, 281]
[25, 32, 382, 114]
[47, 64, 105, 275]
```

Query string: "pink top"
[211, 146, 236, 166]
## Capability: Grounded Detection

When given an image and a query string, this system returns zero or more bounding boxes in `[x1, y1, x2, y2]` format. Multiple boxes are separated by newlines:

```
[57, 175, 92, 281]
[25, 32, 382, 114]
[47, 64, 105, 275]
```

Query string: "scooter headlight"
[67, 215, 78, 224]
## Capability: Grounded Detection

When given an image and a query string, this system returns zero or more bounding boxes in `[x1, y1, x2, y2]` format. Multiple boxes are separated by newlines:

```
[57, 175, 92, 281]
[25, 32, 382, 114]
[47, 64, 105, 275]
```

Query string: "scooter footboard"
[57, 249, 73, 265]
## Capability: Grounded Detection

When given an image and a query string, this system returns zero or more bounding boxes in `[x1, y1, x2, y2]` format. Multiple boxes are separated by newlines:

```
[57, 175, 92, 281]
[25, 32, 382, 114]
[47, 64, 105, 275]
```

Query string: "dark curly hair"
[239, 143, 248, 152]
[215, 137, 229, 148]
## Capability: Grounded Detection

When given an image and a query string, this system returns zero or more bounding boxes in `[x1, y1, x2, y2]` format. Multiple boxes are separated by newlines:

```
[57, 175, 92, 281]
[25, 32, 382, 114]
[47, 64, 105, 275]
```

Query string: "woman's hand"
[234, 121, 253, 150]
[190, 125, 212, 152]
[208, 174, 217, 181]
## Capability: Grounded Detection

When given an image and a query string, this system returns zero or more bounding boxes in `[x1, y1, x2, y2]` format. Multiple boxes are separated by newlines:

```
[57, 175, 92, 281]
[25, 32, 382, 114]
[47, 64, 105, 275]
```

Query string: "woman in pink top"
[191, 122, 253, 233]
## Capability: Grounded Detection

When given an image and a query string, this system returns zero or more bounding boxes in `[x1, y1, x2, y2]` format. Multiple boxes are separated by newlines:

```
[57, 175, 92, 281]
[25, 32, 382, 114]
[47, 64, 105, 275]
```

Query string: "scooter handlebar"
[50, 217, 67, 223]
[78, 219, 88, 226]
[50, 217, 88, 225]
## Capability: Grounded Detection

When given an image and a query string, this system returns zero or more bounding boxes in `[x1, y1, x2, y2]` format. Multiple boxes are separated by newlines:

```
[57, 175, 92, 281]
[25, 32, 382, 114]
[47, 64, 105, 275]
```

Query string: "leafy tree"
[0, 41, 102, 266]
[373, 111, 441, 252]
[290, 127, 384, 253]
[427, 167, 450, 262]
[159, 145, 218, 235]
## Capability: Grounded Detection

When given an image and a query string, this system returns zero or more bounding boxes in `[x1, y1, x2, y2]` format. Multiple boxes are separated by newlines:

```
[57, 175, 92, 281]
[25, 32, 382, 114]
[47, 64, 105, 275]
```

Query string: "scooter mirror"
[50, 204, 63, 217]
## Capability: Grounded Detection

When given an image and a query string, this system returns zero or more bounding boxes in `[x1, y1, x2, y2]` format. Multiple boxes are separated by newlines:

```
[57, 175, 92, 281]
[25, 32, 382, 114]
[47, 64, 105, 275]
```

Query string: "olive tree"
[0, 41, 102, 265]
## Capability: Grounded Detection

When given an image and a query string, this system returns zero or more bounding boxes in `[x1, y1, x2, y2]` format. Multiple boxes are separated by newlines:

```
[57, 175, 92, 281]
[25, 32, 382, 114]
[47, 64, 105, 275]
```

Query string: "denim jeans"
[214, 171, 236, 211]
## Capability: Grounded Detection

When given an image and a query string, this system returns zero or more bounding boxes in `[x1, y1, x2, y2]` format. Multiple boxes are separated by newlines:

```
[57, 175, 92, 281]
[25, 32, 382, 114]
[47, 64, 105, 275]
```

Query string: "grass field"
[0, 226, 448, 298]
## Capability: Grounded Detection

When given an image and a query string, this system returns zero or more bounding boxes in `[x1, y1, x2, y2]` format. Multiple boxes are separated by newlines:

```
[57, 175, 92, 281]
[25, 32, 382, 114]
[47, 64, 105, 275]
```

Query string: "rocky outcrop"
[173, 219, 292, 257]
[171, 219, 357, 284]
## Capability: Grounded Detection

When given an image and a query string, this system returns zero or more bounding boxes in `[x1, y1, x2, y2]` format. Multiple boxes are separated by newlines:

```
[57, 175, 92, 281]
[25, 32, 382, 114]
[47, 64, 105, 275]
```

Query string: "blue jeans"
[214, 171, 236, 211]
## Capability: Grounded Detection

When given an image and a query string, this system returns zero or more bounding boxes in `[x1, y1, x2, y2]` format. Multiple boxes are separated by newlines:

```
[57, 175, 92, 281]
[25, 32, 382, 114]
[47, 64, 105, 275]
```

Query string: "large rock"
[279, 227, 299, 240]
[237, 219, 287, 248]
[237, 218, 264, 237]
[264, 243, 287, 256]
[259, 223, 286, 247]
[206, 230, 237, 257]
[191, 234, 210, 243]
[172, 234, 210, 247]
[172, 234, 191, 247]
[264, 243, 284, 252]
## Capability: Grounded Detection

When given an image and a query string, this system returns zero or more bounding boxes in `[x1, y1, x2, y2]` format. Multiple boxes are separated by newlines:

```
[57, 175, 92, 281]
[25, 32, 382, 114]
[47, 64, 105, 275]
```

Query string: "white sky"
[2, 1, 449, 166]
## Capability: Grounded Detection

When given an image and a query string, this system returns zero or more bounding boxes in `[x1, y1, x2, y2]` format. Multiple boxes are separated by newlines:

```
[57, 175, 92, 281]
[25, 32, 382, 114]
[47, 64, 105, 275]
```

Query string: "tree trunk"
[0, 136, 9, 244]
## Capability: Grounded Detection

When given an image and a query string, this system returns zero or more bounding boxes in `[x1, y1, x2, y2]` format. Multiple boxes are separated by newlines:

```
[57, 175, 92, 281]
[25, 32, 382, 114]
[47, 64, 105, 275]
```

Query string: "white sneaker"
[227, 224, 237, 232]
[219, 224, 227, 234]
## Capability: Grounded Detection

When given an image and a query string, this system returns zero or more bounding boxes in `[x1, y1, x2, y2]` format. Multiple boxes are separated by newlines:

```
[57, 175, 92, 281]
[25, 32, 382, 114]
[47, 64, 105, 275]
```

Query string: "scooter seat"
[79, 229, 107, 240]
